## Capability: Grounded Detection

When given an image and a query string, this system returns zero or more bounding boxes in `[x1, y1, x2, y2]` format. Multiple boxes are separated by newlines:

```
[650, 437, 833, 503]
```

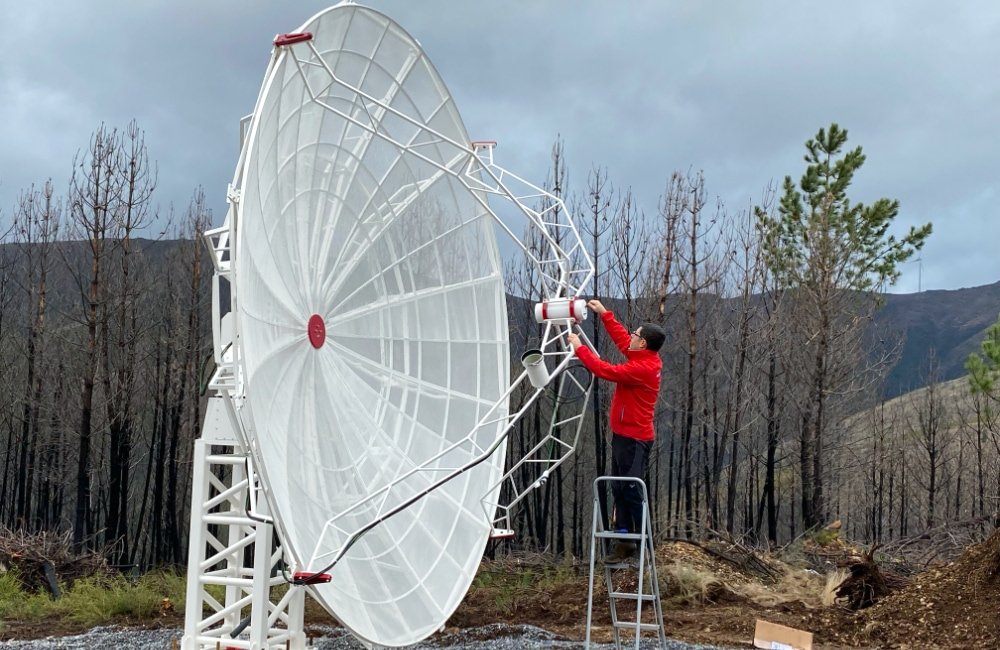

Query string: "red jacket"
[574, 311, 662, 442]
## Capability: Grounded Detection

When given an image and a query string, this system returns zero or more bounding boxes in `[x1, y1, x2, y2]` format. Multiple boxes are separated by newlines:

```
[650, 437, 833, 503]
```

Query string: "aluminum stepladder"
[585, 476, 666, 649]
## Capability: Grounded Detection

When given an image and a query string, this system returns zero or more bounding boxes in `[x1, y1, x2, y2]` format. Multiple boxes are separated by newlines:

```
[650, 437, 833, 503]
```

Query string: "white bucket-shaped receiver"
[534, 298, 587, 323]
[520, 349, 551, 388]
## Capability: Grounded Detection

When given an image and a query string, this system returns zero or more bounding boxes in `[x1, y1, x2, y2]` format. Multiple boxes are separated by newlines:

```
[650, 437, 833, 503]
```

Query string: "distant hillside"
[845, 374, 975, 433]
[876, 282, 1000, 397]
[0, 237, 196, 317]
[3, 239, 997, 399]
[509, 283, 999, 400]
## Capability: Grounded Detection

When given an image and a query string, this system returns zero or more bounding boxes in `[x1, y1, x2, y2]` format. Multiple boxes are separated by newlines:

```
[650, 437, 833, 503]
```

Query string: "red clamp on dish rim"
[274, 32, 313, 46]
[293, 571, 332, 585]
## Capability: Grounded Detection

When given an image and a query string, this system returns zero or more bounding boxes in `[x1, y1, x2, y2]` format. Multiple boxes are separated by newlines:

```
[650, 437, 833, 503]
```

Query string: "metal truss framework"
[186, 23, 596, 646]
[182, 401, 307, 650]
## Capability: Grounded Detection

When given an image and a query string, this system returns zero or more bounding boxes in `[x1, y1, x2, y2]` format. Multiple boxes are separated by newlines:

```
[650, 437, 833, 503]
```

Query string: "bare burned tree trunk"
[12, 182, 60, 529]
[610, 187, 655, 521]
[654, 175, 681, 533]
[103, 120, 156, 566]
[132, 337, 164, 569]
[671, 172, 718, 535]
[910, 350, 947, 529]
[609, 189, 650, 326]
[764, 351, 779, 543]
[899, 457, 908, 537]
[867, 400, 893, 543]
[39, 362, 67, 529]
[721, 200, 769, 536]
[799, 318, 825, 529]
[579, 166, 614, 533]
[69, 124, 122, 549]
[165, 192, 209, 563]
[150, 328, 174, 564]
[0, 218, 17, 525]
[538, 138, 567, 553]
[752, 270, 786, 546]
[961, 391, 990, 520]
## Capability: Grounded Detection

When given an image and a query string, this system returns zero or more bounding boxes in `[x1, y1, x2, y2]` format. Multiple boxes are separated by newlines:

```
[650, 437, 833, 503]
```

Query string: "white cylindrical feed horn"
[534, 298, 587, 323]
[520, 349, 551, 388]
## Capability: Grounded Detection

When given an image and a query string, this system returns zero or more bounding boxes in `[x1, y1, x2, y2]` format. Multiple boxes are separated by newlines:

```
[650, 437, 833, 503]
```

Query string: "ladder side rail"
[584, 489, 600, 649]
[631, 496, 649, 650]
[640, 480, 667, 647]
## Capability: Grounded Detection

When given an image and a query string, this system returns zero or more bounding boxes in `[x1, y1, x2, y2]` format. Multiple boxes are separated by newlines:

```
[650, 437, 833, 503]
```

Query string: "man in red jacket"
[568, 299, 664, 561]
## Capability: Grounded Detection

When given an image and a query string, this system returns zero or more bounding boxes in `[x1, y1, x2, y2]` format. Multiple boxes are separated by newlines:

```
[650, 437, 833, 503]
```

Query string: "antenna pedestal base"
[182, 399, 307, 649]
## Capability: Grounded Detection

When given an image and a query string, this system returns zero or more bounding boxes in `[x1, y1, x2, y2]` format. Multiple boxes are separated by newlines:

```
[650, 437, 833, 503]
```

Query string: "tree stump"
[834, 545, 908, 609]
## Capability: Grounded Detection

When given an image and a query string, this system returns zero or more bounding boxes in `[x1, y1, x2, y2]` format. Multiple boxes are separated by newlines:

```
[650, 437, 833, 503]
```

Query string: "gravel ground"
[0, 624, 743, 649]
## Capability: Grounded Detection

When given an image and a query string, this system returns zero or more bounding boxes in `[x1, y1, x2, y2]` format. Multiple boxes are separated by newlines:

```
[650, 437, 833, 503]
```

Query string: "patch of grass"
[659, 564, 725, 605]
[0, 570, 56, 621]
[535, 563, 577, 589]
[732, 568, 834, 608]
[0, 569, 188, 626]
[0, 571, 24, 609]
[58, 577, 160, 625]
[810, 529, 840, 546]
[136, 570, 188, 609]
[473, 567, 533, 610]
[469, 559, 580, 612]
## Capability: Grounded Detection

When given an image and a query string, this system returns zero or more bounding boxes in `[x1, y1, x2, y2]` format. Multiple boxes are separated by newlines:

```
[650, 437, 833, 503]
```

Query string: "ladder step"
[613, 621, 662, 632]
[594, 531, 645, 541]
[609, 591, 657, 602]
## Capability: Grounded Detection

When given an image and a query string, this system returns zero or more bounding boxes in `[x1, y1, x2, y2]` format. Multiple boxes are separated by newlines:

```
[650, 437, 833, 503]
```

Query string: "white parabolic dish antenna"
[239, 5, 508, 645]
[207, 2, 594, 647]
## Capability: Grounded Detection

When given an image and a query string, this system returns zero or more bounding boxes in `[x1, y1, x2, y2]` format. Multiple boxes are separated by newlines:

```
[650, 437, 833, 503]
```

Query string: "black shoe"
[607, 541, 637, 563]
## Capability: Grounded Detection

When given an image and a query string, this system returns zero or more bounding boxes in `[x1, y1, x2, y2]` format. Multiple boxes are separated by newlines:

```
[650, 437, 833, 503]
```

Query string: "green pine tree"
[756, 123, 932, 530]
[966, 314, 1000, 405]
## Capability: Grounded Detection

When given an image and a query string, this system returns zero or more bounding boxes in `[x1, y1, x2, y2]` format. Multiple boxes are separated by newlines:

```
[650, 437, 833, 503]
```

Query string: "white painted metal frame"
[182, 399, 307, 650]
[225, 33, 594, 578]
[187, 7, 596, 642]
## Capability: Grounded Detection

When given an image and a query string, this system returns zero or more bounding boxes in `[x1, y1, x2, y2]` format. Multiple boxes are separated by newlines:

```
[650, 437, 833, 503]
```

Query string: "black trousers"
[610, 433, 651, 534]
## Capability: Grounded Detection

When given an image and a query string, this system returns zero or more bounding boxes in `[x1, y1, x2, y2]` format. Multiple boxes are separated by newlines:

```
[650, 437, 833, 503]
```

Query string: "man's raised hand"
[587, 299, 607, 315]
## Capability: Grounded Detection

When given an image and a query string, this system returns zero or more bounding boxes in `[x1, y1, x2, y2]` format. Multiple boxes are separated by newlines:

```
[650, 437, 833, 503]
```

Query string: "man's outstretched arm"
[568, 332, 646, 385]
[588, 299, 630, 353]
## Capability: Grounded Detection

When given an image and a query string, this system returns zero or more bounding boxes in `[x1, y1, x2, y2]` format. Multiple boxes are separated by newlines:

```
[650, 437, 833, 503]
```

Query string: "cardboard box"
[753, 619, 813, 650]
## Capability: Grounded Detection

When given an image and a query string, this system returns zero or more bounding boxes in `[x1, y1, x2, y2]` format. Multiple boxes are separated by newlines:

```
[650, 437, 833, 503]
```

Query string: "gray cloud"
[1, 0, 996, 293]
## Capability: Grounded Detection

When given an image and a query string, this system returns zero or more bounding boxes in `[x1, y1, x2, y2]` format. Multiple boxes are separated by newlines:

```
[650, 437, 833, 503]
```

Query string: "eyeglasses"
[631, 329, 644, 339]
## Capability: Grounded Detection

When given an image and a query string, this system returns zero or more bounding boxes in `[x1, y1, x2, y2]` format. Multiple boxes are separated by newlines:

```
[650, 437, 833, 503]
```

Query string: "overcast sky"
[1, 1, 997, 294]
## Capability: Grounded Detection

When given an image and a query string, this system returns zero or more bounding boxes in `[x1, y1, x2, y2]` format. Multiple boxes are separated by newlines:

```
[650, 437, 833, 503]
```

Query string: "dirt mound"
[450, 541, 845, 647]
[655, 540, 777, 588]
[452, 536, 1000, 648]
[855, 530, 1000, 649]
